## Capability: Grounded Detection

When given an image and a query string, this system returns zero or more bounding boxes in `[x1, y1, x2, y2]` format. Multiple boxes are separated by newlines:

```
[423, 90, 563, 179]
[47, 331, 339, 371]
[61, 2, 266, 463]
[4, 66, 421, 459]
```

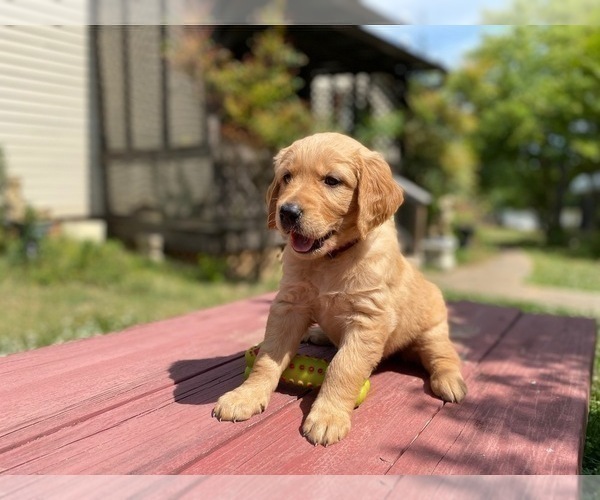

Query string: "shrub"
[171, 26, 314, 151]
[196, 254, 228, 283]
[14, 237, 143, 286]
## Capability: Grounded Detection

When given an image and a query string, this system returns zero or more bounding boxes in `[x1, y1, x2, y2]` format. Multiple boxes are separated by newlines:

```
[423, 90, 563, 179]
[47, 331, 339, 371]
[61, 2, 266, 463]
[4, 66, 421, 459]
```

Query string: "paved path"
[425, 249, 600, 317]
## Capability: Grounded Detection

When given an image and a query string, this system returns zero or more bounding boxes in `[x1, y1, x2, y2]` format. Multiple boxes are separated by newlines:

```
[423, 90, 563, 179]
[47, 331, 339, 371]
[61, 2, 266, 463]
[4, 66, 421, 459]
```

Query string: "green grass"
[527, 250, 600, 293]
[444, 290, 600, 475]
[585, 338, 600, 476]
[475, 225, 544, 248]
[0, 237, 279, 356]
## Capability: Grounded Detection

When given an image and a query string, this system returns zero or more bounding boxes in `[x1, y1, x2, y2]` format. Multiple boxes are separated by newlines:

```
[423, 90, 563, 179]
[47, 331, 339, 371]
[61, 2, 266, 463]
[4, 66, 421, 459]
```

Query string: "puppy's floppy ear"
[356, 149, 404, 238]
[266, 146, 290, 229]
[265, 177, 280, 229]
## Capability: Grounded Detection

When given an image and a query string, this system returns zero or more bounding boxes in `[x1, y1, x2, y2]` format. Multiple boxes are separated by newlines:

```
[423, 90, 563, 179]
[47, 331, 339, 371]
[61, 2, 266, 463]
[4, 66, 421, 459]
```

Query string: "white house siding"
[0, 9, 92, 218]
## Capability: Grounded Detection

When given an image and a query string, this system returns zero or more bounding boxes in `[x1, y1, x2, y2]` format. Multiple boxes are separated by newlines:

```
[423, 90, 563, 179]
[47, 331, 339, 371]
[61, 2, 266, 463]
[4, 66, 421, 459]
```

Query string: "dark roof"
[209, 0, 396, 24]
[213, 25, 443, 78]
[394, 175, 432, 205]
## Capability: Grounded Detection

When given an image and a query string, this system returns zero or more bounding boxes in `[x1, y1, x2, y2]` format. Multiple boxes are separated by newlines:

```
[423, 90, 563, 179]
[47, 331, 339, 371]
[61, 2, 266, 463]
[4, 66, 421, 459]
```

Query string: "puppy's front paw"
[302, 404, 351, 446]
[213, 387, 269, 422]
[430, 370, 467, 403]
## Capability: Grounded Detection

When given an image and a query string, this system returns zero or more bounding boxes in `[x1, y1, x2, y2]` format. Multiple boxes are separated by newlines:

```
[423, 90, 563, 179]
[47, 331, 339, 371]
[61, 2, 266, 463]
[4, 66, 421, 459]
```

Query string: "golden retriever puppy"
[213, 132, 467, 446]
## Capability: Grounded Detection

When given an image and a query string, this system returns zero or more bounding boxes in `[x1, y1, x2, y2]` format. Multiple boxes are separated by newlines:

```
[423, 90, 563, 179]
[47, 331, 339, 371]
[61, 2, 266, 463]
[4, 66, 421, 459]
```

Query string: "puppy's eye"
[282, 173, 292, 184]
[324, 176, 341, 187]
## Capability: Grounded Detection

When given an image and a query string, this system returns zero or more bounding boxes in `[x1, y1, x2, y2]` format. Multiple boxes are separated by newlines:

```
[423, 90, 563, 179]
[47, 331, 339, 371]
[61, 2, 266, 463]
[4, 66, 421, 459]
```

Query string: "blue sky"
[362, 0, 510, 69]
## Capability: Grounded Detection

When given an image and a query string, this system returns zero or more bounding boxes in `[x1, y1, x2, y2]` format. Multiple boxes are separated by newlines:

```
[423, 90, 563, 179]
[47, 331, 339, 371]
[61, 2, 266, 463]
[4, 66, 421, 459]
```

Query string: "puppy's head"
[266, 132, 404, 259]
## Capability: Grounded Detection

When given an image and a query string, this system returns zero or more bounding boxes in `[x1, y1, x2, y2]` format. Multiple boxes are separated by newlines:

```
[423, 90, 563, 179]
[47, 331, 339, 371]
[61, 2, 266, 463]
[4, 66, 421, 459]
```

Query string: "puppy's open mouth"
[290, 231, 334, 254]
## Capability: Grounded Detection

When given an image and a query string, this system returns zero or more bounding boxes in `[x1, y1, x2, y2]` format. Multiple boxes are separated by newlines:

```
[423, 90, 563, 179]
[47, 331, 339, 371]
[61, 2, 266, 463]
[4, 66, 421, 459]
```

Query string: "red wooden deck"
[0, 293, 596, 475]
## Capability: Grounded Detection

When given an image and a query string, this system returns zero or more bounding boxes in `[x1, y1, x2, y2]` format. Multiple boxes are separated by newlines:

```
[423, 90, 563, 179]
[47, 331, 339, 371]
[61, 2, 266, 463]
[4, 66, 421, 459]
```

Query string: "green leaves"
[402, 81, 477, 200]
[173, 27, 313, 150]
[452, 25, 600, 240]
[354, 110, 404, 147]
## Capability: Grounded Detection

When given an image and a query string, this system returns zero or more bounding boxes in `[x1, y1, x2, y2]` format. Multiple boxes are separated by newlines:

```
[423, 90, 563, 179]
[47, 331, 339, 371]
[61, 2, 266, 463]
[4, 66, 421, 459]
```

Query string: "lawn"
[527, 250, 600, 293]
[0, 237, 279, 356]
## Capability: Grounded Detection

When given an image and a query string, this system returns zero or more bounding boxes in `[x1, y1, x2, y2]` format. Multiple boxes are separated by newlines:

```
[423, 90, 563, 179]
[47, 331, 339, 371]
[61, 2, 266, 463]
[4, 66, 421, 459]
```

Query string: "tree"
[402, 81, 477, 202]
[451, 26, 600, 243]
[354, 79, 478, 232]
[483, 0, 600, 24]
[171, 26, 314, 151]
[170, 26, 317, 280]
[354, 80, 477, 223]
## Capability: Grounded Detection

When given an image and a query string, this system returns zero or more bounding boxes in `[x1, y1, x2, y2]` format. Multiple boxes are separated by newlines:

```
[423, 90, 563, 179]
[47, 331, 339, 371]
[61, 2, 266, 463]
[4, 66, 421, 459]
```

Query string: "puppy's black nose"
[279, 203, 302, 230]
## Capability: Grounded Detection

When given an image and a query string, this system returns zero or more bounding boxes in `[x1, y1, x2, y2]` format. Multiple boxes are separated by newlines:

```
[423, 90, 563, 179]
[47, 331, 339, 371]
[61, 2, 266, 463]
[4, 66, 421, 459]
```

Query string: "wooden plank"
[0, 301, 518, 474]
[0, 476, 209, 500]
[0, 294, 275, 453]
[0, 357, 306, 474]
[0, 476, 402, 500]
[10, 298, 589, 476]
[446, 300, 522, 362]
[0, 342, 330, 473]
[0, 293, 274, 376]
[0, 476, 580, 499]
[180, 302, 521, 474]
[389, 476, 579, 500]
[389, 313, 597, 474]
[195, 476, 400, 499]
[182, 365, 442, 474]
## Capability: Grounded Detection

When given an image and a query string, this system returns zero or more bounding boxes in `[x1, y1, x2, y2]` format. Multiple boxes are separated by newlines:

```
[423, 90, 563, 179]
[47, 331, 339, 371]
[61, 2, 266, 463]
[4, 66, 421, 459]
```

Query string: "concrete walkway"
[425, 249, 600, 317]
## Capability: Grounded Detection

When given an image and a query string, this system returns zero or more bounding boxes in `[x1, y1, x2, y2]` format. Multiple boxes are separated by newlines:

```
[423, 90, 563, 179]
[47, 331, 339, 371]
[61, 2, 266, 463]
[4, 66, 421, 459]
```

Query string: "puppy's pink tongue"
[291, 232, 315, 253]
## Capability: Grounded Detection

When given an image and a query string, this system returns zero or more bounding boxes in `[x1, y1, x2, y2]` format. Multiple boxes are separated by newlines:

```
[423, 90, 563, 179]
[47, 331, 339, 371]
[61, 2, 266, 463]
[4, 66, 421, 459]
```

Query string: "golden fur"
[213, 132, 467, 446]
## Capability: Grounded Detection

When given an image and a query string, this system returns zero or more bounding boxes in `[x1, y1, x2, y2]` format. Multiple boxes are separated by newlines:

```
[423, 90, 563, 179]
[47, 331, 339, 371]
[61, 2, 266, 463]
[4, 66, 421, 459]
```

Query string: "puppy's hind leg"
[413, 321, 467, 403]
